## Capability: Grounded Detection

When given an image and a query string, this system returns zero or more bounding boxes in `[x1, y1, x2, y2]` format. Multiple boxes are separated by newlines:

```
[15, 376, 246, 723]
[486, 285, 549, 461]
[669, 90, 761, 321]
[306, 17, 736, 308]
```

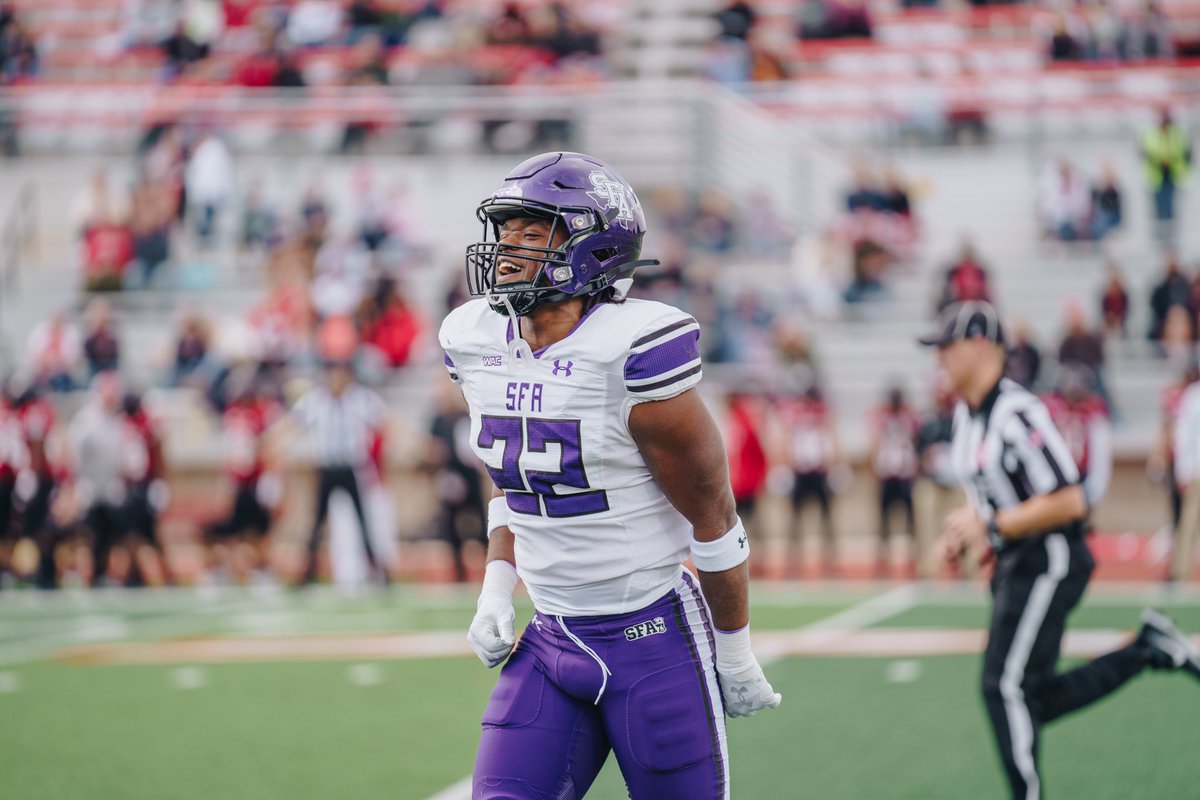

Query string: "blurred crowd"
[1041, 1, 1176, 63]
[67, 124, 428, 380]
[0, 95, 1192, 589]
[1037, 158, 1123, 244]
[706, 0, 1194, 85]
[0, 3, 37, 84]
[0, 0, 613, 88]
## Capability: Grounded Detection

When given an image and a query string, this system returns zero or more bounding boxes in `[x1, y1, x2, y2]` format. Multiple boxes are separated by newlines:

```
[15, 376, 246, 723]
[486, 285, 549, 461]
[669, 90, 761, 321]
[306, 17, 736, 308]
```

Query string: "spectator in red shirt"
[938, 240, 991, 312]
[82, 224, 134, 292]
[234, 28, 283, 86]
[361, 280, 423, 368]
[1100, 264, 1130, 338]
[722, 387, 768, 537]
[223, 0, 262, 30]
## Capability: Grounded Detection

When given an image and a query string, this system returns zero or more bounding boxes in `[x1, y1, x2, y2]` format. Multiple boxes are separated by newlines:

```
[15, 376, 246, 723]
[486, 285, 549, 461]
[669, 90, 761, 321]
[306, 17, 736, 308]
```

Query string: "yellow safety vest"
[1143, 124, 1191, 190]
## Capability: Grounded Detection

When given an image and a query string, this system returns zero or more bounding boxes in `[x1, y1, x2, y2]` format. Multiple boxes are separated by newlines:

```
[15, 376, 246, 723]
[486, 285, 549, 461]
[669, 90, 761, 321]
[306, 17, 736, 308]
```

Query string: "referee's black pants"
[982, 532, 1147, 800]
[303, 465, 385, 585]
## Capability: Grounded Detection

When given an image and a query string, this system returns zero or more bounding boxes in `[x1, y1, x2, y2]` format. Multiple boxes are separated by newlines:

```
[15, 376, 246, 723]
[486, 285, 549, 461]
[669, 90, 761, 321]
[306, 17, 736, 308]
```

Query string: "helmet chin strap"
[489, 290, 535, 373]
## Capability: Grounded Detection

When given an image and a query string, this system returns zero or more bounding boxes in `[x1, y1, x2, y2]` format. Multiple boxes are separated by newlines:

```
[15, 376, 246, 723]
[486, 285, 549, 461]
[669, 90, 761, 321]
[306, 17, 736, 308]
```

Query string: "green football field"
[2, 582, 1198, 800]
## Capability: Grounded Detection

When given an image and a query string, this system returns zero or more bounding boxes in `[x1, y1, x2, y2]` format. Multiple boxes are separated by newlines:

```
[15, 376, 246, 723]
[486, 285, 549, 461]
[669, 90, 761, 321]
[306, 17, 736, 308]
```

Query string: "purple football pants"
[473, 570, 730, 800]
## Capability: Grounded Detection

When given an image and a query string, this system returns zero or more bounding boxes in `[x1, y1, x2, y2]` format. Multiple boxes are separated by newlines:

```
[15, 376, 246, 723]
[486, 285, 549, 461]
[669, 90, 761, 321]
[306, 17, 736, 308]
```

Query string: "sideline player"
[775, 382, 842, 576]
[1041, 364, 1111, 509]
[441, 152, 780, 799]
[867, 385, 920, 576]
[922, 300, 1200, 800]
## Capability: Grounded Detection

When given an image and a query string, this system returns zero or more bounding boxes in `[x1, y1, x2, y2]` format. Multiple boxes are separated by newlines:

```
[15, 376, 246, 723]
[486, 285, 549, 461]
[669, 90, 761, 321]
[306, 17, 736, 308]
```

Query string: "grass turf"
[2, 590, 1198, 800]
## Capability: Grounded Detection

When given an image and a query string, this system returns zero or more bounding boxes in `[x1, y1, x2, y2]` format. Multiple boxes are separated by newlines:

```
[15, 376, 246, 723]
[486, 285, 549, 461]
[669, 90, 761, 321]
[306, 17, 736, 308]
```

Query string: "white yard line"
[420, 584, 920, 800]
[755, 584, 919, 664]
[422, 776, 474, 800]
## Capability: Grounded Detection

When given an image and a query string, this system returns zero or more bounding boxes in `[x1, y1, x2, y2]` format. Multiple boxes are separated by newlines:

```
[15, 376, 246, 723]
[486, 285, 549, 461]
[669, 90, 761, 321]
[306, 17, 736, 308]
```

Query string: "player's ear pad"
[624, 664, 717, 773]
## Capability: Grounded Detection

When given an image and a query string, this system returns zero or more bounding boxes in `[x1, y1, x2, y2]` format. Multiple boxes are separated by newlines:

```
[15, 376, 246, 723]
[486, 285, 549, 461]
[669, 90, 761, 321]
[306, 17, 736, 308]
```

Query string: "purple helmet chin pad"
[466, 152, 650, 313]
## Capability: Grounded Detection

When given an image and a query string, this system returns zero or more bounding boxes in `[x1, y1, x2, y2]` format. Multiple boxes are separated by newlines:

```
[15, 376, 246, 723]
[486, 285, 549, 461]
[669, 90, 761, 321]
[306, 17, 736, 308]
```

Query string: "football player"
[441, 152, 780, 799]
[775, 383, 843, 576]
[867, 385, 920, 576]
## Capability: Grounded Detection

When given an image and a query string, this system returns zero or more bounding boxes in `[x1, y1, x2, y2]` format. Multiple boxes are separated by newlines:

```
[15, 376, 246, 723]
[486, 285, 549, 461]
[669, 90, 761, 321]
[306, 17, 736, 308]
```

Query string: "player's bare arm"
[629, 388, 744, 630]
[630, 387, 781, 717]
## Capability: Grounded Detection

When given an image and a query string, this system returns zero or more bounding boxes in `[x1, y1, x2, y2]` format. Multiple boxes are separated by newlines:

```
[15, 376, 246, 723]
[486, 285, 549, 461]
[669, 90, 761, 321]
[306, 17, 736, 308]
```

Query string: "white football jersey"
[439, 298, 703, 616]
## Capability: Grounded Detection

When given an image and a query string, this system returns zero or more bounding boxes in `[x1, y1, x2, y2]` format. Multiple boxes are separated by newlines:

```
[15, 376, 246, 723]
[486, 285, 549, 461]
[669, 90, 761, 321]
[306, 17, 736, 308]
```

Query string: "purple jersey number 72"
[477, 415, 610, 517]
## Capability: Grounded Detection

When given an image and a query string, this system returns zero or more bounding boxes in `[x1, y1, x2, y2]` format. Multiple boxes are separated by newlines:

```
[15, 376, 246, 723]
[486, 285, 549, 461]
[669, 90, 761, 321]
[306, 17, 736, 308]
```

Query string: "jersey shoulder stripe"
[631, 316, 698, 349]
[624, 328, 701, 384]
[618, 300, 703, 402]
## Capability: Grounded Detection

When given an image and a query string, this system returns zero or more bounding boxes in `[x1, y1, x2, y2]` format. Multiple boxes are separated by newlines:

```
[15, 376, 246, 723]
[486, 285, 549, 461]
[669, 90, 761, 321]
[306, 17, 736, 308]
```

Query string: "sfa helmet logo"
[624, 616, 667, 642]
[587, 171, 634, 225]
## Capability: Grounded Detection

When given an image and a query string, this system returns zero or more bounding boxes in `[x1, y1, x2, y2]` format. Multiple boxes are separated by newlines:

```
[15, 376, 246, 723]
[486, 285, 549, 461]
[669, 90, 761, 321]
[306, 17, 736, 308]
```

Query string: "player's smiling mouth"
[496, 260, 529, 282]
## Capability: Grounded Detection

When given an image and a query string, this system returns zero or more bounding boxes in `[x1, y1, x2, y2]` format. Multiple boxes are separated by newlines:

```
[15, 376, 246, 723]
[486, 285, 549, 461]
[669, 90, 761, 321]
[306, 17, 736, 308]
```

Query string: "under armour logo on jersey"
[587, 171, 633, 224]
[552, 359, 574, 377]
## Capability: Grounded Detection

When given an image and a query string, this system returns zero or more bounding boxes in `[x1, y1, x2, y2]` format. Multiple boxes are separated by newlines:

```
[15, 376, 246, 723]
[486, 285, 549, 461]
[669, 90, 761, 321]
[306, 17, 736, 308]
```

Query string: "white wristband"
[487, 496, 511, 538]
[479, 559, 519, 603]
[713, 624, 754, 671]
[691, 517, 750, 573]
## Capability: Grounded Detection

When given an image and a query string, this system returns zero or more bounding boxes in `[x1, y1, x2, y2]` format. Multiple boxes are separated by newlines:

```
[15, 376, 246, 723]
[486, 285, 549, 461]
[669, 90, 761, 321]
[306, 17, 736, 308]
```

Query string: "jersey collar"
[970, 376, 1005, 419]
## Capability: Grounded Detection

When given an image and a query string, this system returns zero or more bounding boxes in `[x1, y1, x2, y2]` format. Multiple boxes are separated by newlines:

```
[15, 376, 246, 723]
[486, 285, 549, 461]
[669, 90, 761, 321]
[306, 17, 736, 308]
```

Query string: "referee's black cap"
[918, 301, 1004, 348]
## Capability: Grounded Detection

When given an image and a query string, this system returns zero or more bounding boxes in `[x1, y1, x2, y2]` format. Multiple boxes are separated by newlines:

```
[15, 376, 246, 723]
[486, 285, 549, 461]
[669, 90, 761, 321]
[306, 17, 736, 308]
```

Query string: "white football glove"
[468, 560, 519, 669]
[714, 626, 782, 718]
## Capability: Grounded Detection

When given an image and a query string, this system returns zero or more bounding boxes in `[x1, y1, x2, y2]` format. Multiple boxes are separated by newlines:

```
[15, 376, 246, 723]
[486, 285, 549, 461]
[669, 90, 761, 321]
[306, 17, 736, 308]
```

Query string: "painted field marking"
[347, 663, 385, 687]
[170, 666, 208, 690]
[0, 671, 21, 693]
[422, 776, 474, 800]
[885, 660, 923, 684]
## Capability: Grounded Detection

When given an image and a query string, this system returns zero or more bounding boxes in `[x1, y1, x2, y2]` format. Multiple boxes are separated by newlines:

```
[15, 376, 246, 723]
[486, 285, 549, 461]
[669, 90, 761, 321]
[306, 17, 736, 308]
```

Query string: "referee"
[921, 301, 1200, 800]
[291, 361, 389, 587]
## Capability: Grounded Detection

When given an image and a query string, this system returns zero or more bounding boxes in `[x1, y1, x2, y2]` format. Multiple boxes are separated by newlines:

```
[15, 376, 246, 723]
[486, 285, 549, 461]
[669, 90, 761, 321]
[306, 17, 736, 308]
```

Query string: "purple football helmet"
[466, 152, 658, 316]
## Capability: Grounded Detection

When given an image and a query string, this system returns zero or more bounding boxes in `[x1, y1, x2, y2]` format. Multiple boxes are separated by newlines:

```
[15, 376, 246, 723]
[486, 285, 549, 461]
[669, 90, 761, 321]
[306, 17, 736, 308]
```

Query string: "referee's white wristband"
[487, 496, 511, 538]
[691, 517, 750, 573]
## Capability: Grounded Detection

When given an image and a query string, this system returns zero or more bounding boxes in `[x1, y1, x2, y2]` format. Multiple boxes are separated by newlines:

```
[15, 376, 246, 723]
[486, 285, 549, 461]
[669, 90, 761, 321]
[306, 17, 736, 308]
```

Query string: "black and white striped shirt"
[292, 384, 385, 468]
[951, 378, 1082, 549]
